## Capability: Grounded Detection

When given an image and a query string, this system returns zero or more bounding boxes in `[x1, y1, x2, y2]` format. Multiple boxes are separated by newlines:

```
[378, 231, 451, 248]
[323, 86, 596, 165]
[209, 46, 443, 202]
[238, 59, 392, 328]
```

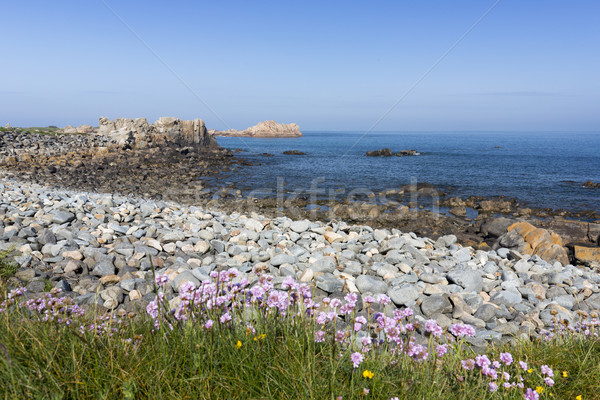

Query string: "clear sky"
[1, 0, 599, 131]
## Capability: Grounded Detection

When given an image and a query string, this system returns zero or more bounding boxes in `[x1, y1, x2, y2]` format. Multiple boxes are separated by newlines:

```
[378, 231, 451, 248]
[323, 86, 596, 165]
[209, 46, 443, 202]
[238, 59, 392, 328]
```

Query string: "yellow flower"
[527, 369, 533, 374]
[536, 386, 544, 394]
[235, 340, 242, 349]
[253, 333, 266, 341]
[562, 371, 568, 378]
[576, 396, 582, 400]
[362, 370, 374, 379]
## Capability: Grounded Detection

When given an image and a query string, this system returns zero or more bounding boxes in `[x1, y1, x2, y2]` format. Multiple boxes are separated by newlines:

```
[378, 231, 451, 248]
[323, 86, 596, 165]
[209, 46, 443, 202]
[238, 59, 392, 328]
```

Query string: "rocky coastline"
[2, 177, 600, 349]
[1, 125, 600, 347]
[1, 125, 598, 260]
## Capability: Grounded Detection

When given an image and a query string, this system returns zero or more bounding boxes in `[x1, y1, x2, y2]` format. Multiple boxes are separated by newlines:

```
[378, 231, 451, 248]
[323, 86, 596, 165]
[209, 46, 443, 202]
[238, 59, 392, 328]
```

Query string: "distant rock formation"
[209, 120, 302, 137]
[98, 117, 218, 149]
[62, 124, 94, 134]
[366, 148, 420, 157]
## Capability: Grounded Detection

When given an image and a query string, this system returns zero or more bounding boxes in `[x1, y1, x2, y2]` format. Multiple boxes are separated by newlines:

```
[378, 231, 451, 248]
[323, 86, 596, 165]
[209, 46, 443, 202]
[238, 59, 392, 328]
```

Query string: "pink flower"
[524, 388, 539, 400]
[500, 352, 513, 365]
[482, 366, 498, 380]
[519, 361, 528, 370]
[544, 377, 554, 387]
[220, 312, 232, 323]
[344, 293, 358, 305]
[541, 365, 554, 377]
[436, 344, 449, 357]
[329, 298, 342, 308]
[146, 300, 159, 319]
[377, 294, 391, 305]
[489, 382, 498, 392]
[363, 295, 375, 304]
[340, 304, 354, 314]
[281, 276, 296, 290]
[475, 354, 491, 368]
[450, 323, 476, 337]
[316, 312, 328, 325]
[314, 330, 326, 343]
[205, 319, 213, 329]
[425, 319, 443, 337]
[461, 359, 475, 370]
[350, 352, 364, 368]
[155, 274, 169, 286]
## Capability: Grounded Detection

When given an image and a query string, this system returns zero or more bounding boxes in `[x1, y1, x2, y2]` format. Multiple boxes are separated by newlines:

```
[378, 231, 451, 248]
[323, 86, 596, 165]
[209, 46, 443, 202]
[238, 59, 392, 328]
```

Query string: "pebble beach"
[3, 176, 600, 349]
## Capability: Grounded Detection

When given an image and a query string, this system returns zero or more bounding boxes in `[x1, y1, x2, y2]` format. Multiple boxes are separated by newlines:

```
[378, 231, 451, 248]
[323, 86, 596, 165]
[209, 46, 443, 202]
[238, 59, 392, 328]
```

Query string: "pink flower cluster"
[461, 351, 556, 398]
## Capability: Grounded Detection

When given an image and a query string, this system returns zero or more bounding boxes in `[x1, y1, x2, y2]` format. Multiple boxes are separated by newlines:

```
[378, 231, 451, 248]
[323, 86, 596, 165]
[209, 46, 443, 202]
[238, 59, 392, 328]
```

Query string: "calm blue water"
[213, 132, 600, 213]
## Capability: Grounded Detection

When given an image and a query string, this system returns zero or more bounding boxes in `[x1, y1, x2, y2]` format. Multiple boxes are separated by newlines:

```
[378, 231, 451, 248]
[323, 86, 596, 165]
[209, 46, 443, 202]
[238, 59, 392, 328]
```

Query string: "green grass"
[0, 126, 84, 135]
[0, 248, 17, 279]
[0, 279, 598, 400]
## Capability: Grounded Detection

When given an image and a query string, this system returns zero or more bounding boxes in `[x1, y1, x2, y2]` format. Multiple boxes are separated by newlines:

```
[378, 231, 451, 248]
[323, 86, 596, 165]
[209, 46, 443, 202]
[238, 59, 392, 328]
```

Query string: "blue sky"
[1, 0, 599, 131]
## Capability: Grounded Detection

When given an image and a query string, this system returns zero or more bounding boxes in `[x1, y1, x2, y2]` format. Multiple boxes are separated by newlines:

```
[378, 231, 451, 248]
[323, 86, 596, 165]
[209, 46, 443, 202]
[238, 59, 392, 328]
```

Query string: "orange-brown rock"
[537, 244, 569, 266]
[574, 246, 600, 265]
[508, 221, 536, 238]
[524, 228, 552, 252]
[507, 221, 569, 265]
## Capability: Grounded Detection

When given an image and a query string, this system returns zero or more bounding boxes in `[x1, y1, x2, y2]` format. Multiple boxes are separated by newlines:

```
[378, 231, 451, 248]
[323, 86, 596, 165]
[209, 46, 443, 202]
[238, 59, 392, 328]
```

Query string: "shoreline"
[1, 176, 600, 348]
[1, 127, 598, 254]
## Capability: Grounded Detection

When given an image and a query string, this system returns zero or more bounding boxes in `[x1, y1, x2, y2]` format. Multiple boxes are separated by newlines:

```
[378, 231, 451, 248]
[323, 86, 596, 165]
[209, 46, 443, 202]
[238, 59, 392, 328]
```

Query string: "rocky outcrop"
[366, 148, 420, 157]
[62, 125, 77, 134]
[573, 246, 600, 266]
[495, 221, 569, 266]
[210, 120, 302, 138]
[366, 148, 393, 157]
[61, 125, 94, 134]
[98, 117, 218, 149]
[583, 180, 600, 189]
[77, 125, 94, 134]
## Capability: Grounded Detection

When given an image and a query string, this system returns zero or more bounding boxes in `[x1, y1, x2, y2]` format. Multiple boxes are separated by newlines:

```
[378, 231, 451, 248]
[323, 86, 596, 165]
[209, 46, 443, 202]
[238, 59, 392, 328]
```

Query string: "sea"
[211, 131, 600, 214]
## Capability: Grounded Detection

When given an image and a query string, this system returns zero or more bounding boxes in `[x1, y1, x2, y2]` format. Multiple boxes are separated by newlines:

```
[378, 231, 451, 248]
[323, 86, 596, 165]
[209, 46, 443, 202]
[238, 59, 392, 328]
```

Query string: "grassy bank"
[0, 269, 598, 399]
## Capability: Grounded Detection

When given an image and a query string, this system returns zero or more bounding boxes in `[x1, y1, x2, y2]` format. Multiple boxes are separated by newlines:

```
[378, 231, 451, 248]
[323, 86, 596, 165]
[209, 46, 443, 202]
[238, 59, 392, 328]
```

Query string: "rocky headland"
[209, 120, 302, 138]
[0, 118, 243, 202]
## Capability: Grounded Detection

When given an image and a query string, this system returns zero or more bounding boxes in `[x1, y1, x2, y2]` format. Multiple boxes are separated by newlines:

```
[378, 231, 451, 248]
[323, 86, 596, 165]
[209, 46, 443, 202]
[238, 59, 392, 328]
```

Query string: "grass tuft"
[0, 248, 17, 279]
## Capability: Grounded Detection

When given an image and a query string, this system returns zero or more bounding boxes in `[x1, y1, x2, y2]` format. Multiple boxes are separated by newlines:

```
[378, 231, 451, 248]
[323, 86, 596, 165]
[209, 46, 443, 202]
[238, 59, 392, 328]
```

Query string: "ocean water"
[212, 131, 600, 213]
